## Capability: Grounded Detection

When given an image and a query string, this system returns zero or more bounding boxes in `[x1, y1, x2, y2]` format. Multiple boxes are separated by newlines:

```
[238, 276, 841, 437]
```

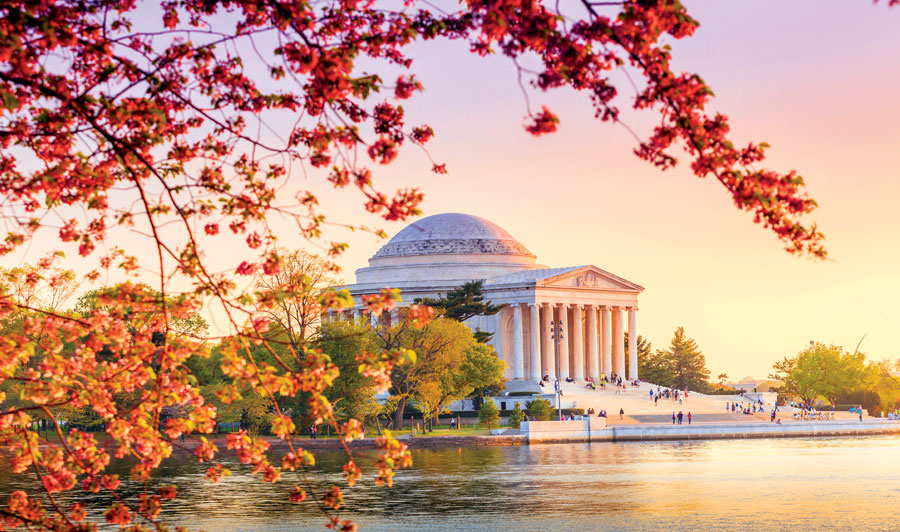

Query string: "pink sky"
[301, 1, 900, 380]
[8, 1, 898, 381]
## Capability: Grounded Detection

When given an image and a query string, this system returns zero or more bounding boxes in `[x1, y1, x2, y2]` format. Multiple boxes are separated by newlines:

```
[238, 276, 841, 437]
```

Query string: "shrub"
[525, 398, 553, 421]
[509, 402, 524, 428]
[478, 398, 500, 429]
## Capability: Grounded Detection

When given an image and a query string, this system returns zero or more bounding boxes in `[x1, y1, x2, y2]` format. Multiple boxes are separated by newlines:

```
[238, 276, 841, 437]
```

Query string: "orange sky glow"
[7, 1, 900, 381]
[311, 1, 900, 380]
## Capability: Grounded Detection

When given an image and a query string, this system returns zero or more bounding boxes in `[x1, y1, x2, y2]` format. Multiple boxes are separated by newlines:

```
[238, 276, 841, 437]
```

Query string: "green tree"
[380, 316, 504, 429]
[658, 327, 710, 391]
[74, 285, 209, 339]
[478, 398, 500, 429]
[458, 342, 507, 410]
[508, 402, 524, 428]
[870, 360, 900, 415]
[315, 318, 382, 426]
[771, 343, 872, 407]
[638, 347, 675, 387]
[415, 280, 505, 343]
[526, 398, 554, 421]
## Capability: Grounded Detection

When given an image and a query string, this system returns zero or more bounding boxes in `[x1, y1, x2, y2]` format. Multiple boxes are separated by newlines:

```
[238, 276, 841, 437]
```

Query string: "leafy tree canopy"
[770, 343, 873, 407]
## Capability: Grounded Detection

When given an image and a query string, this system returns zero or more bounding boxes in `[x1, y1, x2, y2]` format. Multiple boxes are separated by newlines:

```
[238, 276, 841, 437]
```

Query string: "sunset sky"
[300, 1, 900, 380]
[8, 1, 899, 381]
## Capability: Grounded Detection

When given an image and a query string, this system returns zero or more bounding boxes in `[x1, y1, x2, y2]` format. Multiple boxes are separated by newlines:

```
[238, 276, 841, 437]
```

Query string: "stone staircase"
[549, 380, 778, 420]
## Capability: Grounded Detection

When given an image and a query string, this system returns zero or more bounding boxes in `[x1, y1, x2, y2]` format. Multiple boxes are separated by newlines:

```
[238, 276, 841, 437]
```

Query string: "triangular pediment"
[536, 265, 643, 292]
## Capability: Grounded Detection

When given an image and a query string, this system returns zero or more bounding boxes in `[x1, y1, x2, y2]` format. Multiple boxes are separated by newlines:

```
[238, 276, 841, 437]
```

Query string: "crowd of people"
[539, 372, 640, 394]
[725, 401, 767, 415]
[649, 386, 689, 406]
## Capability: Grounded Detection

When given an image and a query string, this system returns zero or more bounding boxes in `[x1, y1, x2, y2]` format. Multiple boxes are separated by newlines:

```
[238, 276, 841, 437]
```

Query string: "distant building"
[342, 213, 644, 390]
[726, 383, 758, 392]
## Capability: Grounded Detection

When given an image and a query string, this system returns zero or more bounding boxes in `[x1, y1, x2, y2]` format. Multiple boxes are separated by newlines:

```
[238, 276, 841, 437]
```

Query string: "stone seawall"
[524, 420, 900, 444]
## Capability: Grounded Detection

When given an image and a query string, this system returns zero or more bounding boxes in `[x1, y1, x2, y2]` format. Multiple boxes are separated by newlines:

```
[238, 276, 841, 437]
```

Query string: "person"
[672, 412, 676, 425]
[539, 379, 545, 388]
[771, 410, 776, 422]
[619, 407, 624, 420]
[450, 417, 457, 430]
[687, 412, 692, 425]
[654, 396, 658, 406]
[859, 405, 863, 422]
[615, 385, 621, 395]
[591, 381, 597, 390]
[677, 411, 683, 425]
[565, 376, 575, 383]
[543, 372, 550, 382]
[310, 424, 317, 440]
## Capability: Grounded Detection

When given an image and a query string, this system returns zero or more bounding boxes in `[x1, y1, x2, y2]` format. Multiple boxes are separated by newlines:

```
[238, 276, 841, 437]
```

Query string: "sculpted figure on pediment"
[576, 273, 600, 287]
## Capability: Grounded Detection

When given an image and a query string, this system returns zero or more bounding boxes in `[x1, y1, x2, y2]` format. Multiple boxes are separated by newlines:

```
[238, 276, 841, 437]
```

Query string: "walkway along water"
[519, 418, 900, 443]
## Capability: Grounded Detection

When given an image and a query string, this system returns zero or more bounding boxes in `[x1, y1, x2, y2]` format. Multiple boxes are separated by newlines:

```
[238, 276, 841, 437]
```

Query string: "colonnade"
[332, 301, 639, 383]
[469, 303, 638, 382]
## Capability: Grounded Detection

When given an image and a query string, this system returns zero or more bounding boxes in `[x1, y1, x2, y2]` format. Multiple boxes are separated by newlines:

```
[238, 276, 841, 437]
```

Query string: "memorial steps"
[549, 380, 777, 419]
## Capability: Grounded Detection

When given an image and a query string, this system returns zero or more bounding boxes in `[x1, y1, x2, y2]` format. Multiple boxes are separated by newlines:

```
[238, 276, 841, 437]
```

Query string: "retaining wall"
[523, 419, 900, 444]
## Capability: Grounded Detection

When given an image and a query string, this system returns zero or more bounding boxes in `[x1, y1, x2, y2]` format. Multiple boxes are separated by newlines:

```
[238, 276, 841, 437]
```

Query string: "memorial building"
[343, 213, 643, 390]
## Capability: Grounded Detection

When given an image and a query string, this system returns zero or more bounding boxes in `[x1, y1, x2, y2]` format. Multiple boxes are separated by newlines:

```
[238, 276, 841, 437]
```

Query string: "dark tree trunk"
[391, 396, 408, 430]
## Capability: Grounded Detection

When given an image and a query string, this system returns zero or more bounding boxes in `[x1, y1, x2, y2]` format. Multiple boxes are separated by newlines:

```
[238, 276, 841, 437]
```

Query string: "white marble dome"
[354, 213, 544, 287]
[372, 213, 535, 259]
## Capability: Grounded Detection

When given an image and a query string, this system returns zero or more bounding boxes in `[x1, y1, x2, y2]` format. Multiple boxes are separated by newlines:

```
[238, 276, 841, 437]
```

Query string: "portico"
[475, 266, 642, 385]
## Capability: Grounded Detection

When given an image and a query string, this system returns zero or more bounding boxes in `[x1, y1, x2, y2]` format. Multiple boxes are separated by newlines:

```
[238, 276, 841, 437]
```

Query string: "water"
[3, 436, 900, 531]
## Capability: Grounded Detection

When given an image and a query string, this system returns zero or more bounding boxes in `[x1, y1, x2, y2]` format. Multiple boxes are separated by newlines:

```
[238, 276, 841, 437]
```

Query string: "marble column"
[628, 308, 638, 380]
[601, 306, 612, 378]
[572, 305, 584, 381]
[541, 303, 554, 380]
[493, 310, 505, 368]
[558, 304, 570, 379]
[529, 304, 541, 381]
[587, 305, 600, 381]
[513, 304, 525, 380]
[613, 307, 625, 378]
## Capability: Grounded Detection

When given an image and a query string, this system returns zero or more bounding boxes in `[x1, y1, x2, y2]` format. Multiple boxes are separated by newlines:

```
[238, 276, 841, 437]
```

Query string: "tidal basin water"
[3, 435, 900, 531]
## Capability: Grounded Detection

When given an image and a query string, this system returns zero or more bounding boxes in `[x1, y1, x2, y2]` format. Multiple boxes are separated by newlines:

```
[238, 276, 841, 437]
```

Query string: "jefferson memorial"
[344, 213, 644, 389]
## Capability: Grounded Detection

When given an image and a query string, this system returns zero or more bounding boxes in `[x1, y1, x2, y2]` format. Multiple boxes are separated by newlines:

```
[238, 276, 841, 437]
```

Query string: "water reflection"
[3, 436, 900, 531]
